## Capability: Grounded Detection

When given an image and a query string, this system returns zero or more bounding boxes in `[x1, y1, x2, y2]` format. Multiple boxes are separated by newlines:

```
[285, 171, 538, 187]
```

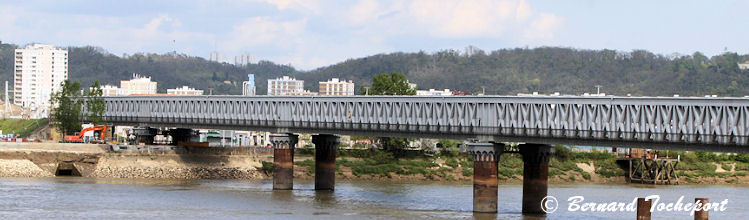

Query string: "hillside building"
[167, 86, 203, 95]
[267, 76, 305, 95]
[319, 78, 354, 96]
[739, 61, 749, 70]
[234, 54, 257, 66]
[102, 84, 121, 96]
[416, 89, 453, 96]
[120, 74, 157, 95]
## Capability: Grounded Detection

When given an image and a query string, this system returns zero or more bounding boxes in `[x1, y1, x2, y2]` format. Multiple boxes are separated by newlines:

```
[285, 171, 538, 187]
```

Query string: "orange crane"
[64, 125, 107, 143]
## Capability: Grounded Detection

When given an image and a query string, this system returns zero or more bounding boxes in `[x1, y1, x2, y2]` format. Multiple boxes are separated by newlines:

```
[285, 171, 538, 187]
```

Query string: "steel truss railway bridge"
[89, 95, 749, 214]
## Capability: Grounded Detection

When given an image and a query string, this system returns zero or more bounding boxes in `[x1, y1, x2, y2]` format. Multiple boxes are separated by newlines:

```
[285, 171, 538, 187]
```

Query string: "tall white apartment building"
[267, 76, 304, 95]
[167, 86, 203, 95]
[209, 51, 226, 63]
[234, 54, 257, 66]
[319, 78, 354, 96]
[120, 74, 157, 95]
[13, 44, 68, 118]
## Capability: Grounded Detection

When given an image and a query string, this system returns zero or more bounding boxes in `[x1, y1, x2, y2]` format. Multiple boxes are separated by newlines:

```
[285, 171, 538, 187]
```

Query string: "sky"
[1, 0, 747, 70]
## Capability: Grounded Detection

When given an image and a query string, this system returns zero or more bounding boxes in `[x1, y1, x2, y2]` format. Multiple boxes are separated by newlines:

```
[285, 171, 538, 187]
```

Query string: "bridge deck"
[89, 95, 749, 153]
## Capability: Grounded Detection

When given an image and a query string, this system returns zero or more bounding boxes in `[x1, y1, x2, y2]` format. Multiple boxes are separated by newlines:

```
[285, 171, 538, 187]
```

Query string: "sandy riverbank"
[0, 142, 746, 185]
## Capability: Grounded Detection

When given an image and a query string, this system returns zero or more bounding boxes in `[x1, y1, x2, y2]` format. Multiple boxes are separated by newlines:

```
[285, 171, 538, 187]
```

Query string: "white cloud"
[0, 0, 564, 70]
[222, 17, 306, 51]
[254, 0, 322, 14]
[403, 0, 562, 39]
[523, 12, 562, 40]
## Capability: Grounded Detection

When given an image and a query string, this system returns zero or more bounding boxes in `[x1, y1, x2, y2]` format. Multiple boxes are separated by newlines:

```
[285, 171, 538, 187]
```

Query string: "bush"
[294, 159, 316, 173]
[498, 167, 522, 178]
[437, 139, 462, 157]
[572, 149, 614, 161]
[736, 163, 749, 171]
[595, 159, 624, 178]
[550, 159, 582, 173]
[460, 158, 473, 168]
[352, 164, 402, 177]
[445, 158, 459, 168]
[261, 161, 274, 173]
[554, 145, 571, 161]
[296, 147, 315, 156]
[549, 169, 564, 177]
[680, 152, 699, 163]
[462, 167, 473, 176]
[582, 172, 591, 180]
[696, 152, 720, 162]
[500, 154, 523, 169]
[732, 154, 749, 163]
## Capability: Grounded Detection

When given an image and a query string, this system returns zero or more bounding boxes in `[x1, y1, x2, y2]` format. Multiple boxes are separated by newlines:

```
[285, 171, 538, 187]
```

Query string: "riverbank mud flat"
[0, 142, 272, 179]
[1, 142, 746, 185]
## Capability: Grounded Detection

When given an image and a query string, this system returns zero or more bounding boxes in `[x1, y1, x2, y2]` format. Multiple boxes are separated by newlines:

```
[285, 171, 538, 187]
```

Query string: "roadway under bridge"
[90, 95, 749, 153]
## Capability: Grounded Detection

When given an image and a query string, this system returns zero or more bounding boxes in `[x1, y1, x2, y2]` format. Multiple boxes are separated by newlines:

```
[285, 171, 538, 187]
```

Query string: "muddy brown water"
[0, 178, 747, 219]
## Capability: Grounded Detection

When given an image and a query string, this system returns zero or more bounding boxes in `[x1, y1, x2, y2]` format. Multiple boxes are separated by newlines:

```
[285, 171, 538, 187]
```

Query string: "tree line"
[2, 43, 748, 97]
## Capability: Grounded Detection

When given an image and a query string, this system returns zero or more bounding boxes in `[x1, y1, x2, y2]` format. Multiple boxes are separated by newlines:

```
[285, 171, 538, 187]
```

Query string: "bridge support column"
[520, 144, 553, 215]
[312, 134, 340, 190]
[271, 134, 298, 190]
[466, 143, 504, 213]
[132, 127, 158, 145]
[168, 128, 194, 146]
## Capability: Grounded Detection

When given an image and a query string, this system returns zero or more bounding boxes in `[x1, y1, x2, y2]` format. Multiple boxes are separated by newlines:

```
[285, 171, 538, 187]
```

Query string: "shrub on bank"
[261, 161, 274, 173]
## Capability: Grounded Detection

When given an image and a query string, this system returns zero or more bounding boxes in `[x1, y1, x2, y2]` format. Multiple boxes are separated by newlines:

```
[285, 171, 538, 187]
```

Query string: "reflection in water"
[0, 177, 746, 219]
[313, 190, 337, 207]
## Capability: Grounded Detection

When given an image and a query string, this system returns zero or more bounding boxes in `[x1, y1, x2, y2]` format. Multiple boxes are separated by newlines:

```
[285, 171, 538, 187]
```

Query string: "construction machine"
[63, 125, 107, 143]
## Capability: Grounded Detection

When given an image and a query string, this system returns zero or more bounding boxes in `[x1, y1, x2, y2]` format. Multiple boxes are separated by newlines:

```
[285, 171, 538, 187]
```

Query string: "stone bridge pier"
[312, 134, 340, 190]
[466, 143, 504, 213]
[270, 134, 298, 190]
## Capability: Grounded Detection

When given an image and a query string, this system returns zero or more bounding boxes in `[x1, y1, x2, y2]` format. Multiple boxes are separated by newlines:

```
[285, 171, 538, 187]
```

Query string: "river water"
[0, 177, 746, 219]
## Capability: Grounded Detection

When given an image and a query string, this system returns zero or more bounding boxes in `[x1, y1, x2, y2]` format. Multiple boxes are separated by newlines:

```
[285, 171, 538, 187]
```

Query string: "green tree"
[85, 80, 105, 124]
[367, 72, 416, 95]
[50, 80, 83, 135]
[364, 72, 416, 154]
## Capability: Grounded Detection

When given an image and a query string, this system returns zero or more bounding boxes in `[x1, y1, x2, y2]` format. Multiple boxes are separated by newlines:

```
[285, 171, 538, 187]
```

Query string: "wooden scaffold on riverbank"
[617, 148, 680, 185]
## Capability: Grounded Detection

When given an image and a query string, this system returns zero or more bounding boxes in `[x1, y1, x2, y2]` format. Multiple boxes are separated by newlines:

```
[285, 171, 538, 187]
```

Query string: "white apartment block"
[267, 76, 304, 95]
[417, 89, 453, 96]
[740, 61, 749, 70]
[167, 86, 203, 95]
[209, 51, 226, 63]
[101, 84, 121, 96]
[319, 78, 354, 96]
[234, 54, 257, 66]
[13, 44, 68, 119]
[120, 74, 157, 95]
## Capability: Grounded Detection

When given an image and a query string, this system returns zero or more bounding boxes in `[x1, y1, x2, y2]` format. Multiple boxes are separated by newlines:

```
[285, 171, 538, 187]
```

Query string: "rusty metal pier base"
[637, 198, 652, 220]
[520, 143, 553, 215]
[271, 134, 298, 190]
[466, 143, 504, 213]
[313, 134, 340, 190]
[694, 198, 709, 220]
